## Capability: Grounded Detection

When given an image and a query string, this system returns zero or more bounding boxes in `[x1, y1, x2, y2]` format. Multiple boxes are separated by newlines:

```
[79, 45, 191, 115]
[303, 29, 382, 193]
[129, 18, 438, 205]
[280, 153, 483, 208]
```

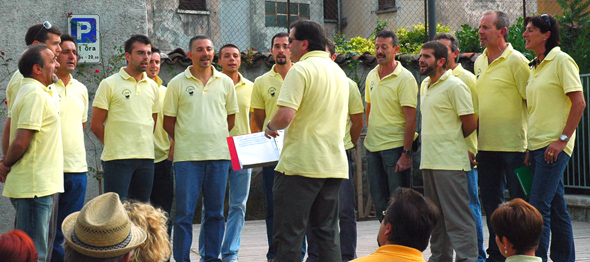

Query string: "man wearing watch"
[364, 30, 417, 222]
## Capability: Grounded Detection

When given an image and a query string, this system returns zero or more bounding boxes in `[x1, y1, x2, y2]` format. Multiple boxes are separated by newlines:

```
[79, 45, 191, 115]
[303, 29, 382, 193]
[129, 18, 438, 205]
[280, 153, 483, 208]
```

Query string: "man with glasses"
[90, 35, 159, 202]
[50, 34, 89, 262]
[475, 10, 530, 262]
[264, 20, 349, 262]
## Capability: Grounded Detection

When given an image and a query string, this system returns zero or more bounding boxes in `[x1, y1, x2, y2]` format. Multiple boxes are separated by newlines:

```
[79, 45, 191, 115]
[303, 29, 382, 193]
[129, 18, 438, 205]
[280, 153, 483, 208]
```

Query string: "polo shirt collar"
[119, 67, 149, 82]
[22, 77, 52, 93]
[235, 73, 246, 88]
[375, 244, 424, 259]
[152, 76, 163, 86]
[269, 65, 280, 77]
[542, 46, 561, 62]
[184, 65, 222, 83]
[56, 74, 77, 87]
[452, 64, 465, 77]
[425, 69, 452, 89]
[483, 43, 514, 62]
[300, 50, 330, 61]
[377, 61, 403, 79]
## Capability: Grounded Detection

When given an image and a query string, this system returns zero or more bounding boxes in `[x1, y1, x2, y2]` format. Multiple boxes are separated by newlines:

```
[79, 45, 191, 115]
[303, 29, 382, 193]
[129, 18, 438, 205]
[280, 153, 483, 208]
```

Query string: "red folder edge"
[227, 136, 242, 171]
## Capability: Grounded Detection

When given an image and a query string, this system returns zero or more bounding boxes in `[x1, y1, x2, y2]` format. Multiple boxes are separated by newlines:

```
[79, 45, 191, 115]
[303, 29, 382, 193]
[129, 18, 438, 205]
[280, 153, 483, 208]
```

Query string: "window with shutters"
[378, 0, 396, 10]
[324, 0, 338, 21]
[179, 0, 207, 11]
[265, 1, 310, 28]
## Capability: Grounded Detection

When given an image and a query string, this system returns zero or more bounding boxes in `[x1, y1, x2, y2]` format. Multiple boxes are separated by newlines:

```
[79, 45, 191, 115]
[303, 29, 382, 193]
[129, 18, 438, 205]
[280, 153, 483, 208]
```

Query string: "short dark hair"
[524, 14, 560, 55]
[490, 199, 543, 255]
[124, 35, 151, 54]
[60, 34, 78, 51]
[271, 32, 289, 48]
[384, 188, 439, 251]
[326, 39, 336, 56]
[25, 23, 62, 46]
[421, 41, 449, 68]
[19, 43, 48, 78]
[290, 20, 327, 52]
[188, 35, 212, 51]
[433, 33, 459, 52]
[375, 30, 399, 47]
[64, 243, 128, 262]
[151, 47, 160, 54]
[219, 44, 240, 56]
[484, 10, 509, 41]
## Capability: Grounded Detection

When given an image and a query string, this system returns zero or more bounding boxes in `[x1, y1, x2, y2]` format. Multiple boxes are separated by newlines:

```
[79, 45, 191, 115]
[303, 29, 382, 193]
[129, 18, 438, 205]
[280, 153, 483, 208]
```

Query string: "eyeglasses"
[33, 21, 52, 41]
[541, 14, 551, 27]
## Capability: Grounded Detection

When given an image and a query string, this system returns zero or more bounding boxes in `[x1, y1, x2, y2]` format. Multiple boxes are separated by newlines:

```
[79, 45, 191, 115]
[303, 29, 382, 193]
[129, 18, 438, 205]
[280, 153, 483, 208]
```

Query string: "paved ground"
[172, 218, 590, 261]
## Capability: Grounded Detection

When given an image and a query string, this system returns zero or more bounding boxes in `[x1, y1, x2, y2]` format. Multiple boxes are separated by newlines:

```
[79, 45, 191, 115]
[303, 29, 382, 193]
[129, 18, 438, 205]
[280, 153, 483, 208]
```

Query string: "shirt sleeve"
[225, 79, 239, 115]
[512, 55, 531, 100]
[151, 83, 160, 114]
[277, 65, 305, 110]
[364, 73, 372, 103]
[451, 82, 475, 116]
[558, 54, 583, 94]
[16, 90, 45, 131]
[82, 84, 89, 123]
[163, 79, 178, 117]
[398, 73, 418, 108]
[92, 79, 111, 110]
[348, 79, 364, 115]
[250, 79, 265, 109]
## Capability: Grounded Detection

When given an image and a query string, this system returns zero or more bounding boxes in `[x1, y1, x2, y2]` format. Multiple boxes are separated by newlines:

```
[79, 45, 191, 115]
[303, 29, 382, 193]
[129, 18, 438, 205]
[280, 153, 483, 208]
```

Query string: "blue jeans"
[307, 150, 357, 262]
[262, 166, 307, 260]
[199, 167, 252, 262]
[467, 169, 486, 262]
[151, 159, 174, 237]
[102, 159, 154, 202]
[173, 160, 229, 262]
[367, 147, 409, 221]
[529, 147, 575, 262]
[11, 195, 55, 262]
[51, 173, 87, 262]
[477, 151, 525, 262]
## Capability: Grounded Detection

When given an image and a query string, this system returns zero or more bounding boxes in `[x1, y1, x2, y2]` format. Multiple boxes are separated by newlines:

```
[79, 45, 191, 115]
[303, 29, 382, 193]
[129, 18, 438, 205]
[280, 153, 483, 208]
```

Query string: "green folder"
[514, 165, 534, 198]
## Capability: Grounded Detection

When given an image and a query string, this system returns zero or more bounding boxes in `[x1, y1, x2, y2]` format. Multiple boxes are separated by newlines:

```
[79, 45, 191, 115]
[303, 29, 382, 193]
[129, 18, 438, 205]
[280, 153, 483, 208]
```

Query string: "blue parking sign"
[70, 17, 97, 43]
[68, 15, 100, 63]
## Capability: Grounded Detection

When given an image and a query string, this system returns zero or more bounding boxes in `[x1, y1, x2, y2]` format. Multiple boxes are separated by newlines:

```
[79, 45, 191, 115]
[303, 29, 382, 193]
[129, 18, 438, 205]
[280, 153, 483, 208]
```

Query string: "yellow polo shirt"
[250, 65, 284, 127]
[163, 66, 238, 161]
[55, 76, 88, 172]
[344, 78, 364, 150]
[475, 44, 530, 152]
[229, 73, 253, 136]
[364, 62, 418, 152]
[275, 51, 348, 179]
[3, 78, 63, 198]
[453, 64, 478, 155]
[92, 68, 159, 161]
[526, 47, 583, 156]
[6, 70, 24, 115]
[420, 70, 473, 171]
[153, 76, 171, 163]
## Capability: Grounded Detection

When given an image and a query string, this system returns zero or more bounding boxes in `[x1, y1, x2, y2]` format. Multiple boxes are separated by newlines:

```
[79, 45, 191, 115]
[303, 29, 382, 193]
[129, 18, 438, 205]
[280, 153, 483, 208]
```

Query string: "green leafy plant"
[455, 24, 483, 53]
[396, 23, 450, 54]
[556, 0, 590, 73]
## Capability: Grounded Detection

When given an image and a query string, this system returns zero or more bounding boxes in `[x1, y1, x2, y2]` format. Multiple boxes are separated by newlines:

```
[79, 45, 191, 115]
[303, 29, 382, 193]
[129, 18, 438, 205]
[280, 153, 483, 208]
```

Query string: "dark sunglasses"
[33, 21, 52, 41]
[541, 14, 551, 27]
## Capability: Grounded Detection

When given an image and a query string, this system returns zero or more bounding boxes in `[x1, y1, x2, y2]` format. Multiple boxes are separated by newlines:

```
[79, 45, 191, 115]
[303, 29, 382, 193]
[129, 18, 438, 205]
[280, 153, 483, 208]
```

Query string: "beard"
[420, 64, 437, 76]
[275, 55, 287, 65]
[51, 74, 59, 83]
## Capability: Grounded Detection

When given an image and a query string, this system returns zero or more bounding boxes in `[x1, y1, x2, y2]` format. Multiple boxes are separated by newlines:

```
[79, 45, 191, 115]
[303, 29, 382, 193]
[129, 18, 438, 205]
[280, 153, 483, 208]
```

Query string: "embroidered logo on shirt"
[268, 87, 276, 97]
[187, 86, 195, 96]
[122, 89, 132, 99]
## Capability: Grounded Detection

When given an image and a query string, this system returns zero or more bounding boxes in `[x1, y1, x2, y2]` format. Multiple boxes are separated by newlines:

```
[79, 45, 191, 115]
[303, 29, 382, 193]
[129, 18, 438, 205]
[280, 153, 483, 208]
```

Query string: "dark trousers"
[477, 151, 526, 262]
[51, 173, 87, 262]
[273, 172, 342, 262]
[102, 158, 154, 202]
[151, 159, 174, 237]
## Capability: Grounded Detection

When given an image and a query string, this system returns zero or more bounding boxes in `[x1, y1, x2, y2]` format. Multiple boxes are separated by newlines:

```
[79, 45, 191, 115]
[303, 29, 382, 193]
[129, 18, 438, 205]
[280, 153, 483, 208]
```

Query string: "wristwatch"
[402, 149, 412, 157]
[266, 121, 276, 132]
[559, 134, 569, 142]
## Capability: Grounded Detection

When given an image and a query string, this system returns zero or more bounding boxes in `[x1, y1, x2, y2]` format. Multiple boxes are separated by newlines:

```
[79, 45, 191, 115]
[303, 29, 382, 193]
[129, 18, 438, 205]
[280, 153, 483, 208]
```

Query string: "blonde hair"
[123, 201, 171, 262]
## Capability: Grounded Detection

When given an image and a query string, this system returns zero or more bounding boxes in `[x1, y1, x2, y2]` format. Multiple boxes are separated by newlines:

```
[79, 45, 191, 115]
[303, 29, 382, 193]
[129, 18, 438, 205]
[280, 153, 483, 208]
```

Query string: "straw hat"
[62, 192, 147, 258]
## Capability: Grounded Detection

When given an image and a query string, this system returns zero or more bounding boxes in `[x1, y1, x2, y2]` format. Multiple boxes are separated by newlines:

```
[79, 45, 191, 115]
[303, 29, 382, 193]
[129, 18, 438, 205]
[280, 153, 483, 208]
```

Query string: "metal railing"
[565, 73, 590, 191]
